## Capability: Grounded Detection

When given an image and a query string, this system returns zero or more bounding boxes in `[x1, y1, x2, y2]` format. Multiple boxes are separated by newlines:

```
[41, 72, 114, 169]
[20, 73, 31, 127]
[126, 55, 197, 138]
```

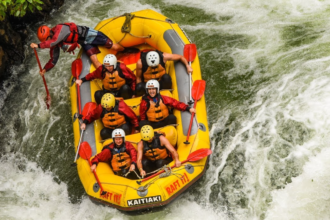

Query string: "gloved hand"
[62, 43, 80, 55]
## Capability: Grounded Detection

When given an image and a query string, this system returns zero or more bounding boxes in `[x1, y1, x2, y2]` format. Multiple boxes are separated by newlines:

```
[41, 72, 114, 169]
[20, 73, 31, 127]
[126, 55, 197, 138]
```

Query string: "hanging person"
[137, 125, 181, 177]
[76, 54, 136, 100]
[90, 128, 138, 179]
[135, 50, 193, 96]
[80, 93, 139, 139]
[139, 79, 196, 129]
[30, 23, 124, 76]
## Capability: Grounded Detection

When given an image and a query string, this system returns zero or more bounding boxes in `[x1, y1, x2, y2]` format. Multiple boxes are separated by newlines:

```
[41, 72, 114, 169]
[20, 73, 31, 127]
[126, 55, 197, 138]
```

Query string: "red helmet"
[37, 25, 51, 42]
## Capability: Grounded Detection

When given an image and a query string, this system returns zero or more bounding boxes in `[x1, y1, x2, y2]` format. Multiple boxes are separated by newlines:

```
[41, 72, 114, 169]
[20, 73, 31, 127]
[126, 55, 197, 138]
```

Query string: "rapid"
[1, 0, 330, 219]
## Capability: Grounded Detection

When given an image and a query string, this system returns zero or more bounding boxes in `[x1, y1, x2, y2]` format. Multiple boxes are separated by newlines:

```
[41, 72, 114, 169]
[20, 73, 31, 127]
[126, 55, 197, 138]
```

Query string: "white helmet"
[146, 51, 160, 67]
[145, 79, 160, 94]
[112, 128, 125, 140]
[103, 54, 117, 69]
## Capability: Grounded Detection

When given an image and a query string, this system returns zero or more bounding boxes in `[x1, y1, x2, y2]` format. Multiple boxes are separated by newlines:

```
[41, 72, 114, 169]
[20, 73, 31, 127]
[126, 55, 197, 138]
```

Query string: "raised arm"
[163, 52, 193, 73]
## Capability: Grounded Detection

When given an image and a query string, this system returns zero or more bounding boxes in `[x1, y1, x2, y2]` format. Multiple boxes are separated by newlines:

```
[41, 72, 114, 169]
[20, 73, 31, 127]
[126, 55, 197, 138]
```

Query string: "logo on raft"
[127, 195, 162, 206]
[165, 172, 190, 196]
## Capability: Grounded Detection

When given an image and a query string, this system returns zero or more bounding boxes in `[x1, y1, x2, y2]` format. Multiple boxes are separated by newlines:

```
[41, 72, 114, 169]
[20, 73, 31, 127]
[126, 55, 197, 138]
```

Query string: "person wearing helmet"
[76, 54, 136, 100]
[135, 50, 193, 96]
[90, 128, 138, 179]
[137, 125, 181, 177]
[139, 79, 196, 129]
[80, 93, 139, 139]
[30, 23, 124, 76]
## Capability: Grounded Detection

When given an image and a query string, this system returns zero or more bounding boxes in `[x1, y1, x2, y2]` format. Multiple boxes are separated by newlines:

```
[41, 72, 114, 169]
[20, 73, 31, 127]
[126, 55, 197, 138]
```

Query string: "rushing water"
[1, 0, 330, 219]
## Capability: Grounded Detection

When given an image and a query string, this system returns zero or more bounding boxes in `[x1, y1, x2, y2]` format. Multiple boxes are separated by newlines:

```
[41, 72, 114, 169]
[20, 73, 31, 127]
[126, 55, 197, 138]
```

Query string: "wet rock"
[0, 0, 64, 80]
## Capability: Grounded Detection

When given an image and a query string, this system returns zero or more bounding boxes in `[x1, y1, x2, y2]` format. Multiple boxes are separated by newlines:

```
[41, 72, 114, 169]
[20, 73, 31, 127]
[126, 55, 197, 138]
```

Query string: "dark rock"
[0, 0, 65, 80]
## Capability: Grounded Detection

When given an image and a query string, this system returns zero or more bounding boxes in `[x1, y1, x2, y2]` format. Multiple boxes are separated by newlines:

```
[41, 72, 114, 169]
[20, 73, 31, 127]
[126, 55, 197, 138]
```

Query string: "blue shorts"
[81, 28, 113, 56]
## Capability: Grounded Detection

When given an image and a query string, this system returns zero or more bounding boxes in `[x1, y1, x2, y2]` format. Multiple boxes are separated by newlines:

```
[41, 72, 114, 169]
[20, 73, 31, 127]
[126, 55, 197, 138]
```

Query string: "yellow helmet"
[140, 125, 154, 141]
[101, 93, 115, 109]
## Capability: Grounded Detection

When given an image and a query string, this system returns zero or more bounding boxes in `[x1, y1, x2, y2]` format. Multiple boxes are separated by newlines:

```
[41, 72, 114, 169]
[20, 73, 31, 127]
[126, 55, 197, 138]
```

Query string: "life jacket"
[143, 132, 169, 161]
[101, 101, 126, 129]
[102, 63, 126, 91]
[51, 23, 79, 44]
[143, 95, 169, 122]
[141, 50, 166, 82]
[103, 144, 131, 173]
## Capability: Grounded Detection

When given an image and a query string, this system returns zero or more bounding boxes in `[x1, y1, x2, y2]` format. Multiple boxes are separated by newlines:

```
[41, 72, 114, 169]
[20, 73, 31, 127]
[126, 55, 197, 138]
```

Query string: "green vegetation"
[0, 0, 43, 21]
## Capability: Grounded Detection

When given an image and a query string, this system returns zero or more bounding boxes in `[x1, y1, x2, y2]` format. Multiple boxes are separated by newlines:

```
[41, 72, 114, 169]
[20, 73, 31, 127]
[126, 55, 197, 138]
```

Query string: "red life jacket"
[52, 23, 79, 43]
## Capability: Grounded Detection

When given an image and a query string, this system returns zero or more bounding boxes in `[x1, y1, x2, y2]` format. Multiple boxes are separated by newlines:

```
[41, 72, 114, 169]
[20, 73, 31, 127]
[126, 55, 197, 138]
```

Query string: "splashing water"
[1, 0, 330, 219]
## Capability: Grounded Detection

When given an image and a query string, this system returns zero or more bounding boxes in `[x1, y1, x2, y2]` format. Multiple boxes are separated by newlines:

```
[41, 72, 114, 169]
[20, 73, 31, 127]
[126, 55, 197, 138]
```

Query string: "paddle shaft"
[185, 101, 197, 143]
[77, 84, 82, 114]
[139, 149, 206, 184]
[188, 61, 193, 104]
[73, 129, 84, 163]
[33, 49, 50, 99]
[88, 159, 106, 194]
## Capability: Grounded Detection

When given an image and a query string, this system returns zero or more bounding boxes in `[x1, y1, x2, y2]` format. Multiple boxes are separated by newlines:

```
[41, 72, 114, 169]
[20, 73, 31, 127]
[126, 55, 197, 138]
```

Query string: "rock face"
[0, 0, 64, 80]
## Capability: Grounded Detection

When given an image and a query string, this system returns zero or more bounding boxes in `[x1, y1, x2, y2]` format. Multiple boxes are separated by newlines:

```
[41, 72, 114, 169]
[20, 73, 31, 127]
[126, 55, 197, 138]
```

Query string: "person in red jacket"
[91, 128, 138, 179]
[80, 93, 139, 139]
[139, 79, 196, 129]
[76, 54, 136, 101]
[30, 23, 124, 75]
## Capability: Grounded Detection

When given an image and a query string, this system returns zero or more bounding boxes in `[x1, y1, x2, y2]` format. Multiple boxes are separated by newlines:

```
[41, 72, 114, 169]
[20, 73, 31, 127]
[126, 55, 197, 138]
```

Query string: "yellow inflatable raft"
[70, 9, 210, 211]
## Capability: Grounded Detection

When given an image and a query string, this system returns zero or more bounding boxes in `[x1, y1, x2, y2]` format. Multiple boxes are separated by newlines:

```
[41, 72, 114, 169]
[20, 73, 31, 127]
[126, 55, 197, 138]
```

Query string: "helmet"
[112, 128, 125, 144]
[103, 54, 117, 69]
[101, 93, 115, 109]
[112, 128, 125, 139]
[145, 79, 159, 94]
[37, 25, 51, 42]
[140, 125, 154, 141]
[146, 51, 160, 67]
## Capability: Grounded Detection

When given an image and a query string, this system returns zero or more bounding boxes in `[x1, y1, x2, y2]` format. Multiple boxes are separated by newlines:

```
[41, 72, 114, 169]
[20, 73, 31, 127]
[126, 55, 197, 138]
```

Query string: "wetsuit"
[139, 94, 190, 129]
[91, 142, 138, 179]
[38, 23, 113, 71]
[141, 132, 172, 173]
[81, 63, 136, 100]
[135, 50, 172, 97]
[83, 101, 139, 139]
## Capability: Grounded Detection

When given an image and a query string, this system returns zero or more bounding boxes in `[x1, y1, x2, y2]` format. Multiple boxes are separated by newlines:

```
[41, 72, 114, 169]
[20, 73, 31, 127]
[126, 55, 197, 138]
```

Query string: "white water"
[2, 0, 330, 219]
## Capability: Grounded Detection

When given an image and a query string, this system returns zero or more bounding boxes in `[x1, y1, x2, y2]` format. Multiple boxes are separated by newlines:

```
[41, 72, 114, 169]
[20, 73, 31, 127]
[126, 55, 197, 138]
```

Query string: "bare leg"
[112, 43, 124, 51]
[90, 54, 102, 69]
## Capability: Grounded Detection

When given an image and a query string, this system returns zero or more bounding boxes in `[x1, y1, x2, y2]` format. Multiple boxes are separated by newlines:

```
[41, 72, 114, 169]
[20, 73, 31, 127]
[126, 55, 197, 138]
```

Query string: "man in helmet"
[137, 125, 181, 177]
[90, 128, 138, 179]
[76, 54, 136, 100]
[135, 50, 193, 96]
[139, 79, 196, 129]
[30, 23, 124, 76]
[80, 93, 139, 139]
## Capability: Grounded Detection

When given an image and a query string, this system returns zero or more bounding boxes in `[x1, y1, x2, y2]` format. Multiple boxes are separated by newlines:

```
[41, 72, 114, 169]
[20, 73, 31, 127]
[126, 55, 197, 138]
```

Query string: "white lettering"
[127, 196, 162, 206]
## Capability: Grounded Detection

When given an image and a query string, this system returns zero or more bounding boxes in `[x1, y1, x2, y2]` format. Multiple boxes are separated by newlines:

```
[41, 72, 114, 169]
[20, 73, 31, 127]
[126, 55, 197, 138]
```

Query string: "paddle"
[79, 141, 107, 195]
[137, 148, 212, 185]
[183, 44, 197, 105]
[33, 48, 51, 109]
[71, 102, 98, 166]
[184, 80, 206, 144]
[71, 58, 83, 114]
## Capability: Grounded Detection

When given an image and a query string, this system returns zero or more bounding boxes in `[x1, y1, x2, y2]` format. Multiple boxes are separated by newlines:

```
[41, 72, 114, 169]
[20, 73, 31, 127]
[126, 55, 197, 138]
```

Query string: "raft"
[70, 9, 210, 211]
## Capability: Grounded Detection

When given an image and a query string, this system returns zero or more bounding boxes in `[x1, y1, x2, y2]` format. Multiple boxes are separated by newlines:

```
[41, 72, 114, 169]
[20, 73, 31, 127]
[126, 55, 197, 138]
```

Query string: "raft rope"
[96, 13, 187, 45]
[98, 164, 204, 192]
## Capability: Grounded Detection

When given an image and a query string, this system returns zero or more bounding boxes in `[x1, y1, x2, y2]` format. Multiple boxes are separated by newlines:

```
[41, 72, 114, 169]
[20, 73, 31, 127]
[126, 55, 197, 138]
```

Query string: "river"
[1, 0, 330, 219]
